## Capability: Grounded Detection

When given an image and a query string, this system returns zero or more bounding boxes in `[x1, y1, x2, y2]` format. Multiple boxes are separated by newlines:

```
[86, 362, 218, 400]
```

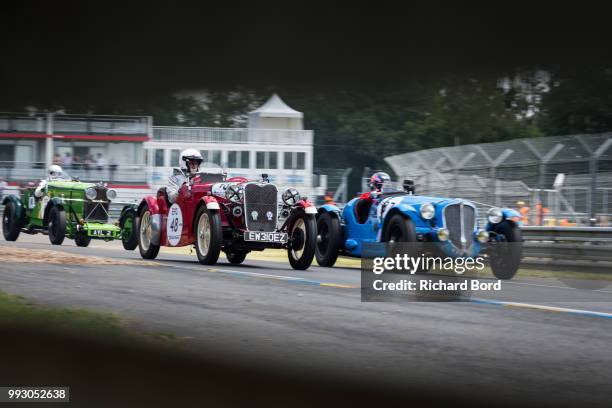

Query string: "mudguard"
[201, 195, 220, 210]
[2, 195, 24, 224]
[318, 203, 341, 215]
[119, 203, 138, 222]
[295, 199, 317, 214]
[43, 197, 67, 224]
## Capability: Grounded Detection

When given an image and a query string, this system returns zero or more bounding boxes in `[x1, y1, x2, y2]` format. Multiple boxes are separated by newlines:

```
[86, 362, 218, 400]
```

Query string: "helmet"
[180, 149, 203, 175]
[369, 171, 391, 191]
[48, 165, 63, 179]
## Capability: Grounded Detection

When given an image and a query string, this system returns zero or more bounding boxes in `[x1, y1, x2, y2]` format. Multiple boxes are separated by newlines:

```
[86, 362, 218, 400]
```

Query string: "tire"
[194, 206, 222, 265]
[74, 232, 91, 247]
[226, 251, 248, 264]
[315, 212, 342, 267]
[120, 210, 138, 250]
[48, 206, 66, 245]
[489, 221, 522, 280]
[138, 206, 160, 259]
[287, 211, 317, 270]
[383, 214, 428, 274]
[2, 201, 21, 241]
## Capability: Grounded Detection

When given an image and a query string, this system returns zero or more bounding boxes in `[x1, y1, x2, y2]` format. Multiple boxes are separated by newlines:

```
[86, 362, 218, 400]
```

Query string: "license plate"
[90, 229, 111, 237]
[244, 231, 288, 243]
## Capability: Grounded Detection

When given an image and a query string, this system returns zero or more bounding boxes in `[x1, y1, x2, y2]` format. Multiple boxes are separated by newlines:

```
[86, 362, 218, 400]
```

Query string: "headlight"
[106, 189, 117, 200]
[487, 207, 503, 224]
[476, 229, 490, 243]
[437, 228, 449, 241]
[420, 202, 435, 220]
[85, 187, 97, 200]
[282, 188, 300, 205]
[225, 184, 244, 203]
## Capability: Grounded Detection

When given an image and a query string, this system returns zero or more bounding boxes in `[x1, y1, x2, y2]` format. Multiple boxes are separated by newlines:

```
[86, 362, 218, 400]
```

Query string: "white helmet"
[48, 165, 63, 179]
[180, 149, 203, 175]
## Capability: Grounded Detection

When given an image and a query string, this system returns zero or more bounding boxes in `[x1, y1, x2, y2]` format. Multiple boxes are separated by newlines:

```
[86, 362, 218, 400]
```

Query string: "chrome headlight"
[282, 188, 300, 205]
[85, 187, 97, 200]
[437, 228, 449, 241]
[225, 184, 244, 203]
[487, 207, 503, 224]
[476, 229, 490, 243]
[106, 189, 117, 200]
[420, 202, 435, 220]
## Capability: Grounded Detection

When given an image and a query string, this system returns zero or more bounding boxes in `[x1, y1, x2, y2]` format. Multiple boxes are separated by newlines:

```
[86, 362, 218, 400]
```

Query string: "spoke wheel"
[194, 206, 222, 265]
[138, 207, 160, 259]
[287, 211, 316, 270]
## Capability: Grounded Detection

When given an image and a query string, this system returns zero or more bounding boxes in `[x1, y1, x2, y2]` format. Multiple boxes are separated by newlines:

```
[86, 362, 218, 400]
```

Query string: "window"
[256, 151, 278, 169]
[211, 150, 222, 166]
[296, 152, 305, 170]
[227, 151, 250, 168]
[283, 152, 306, 170]
[199, 150, 209, 163]
[154, 149, 164, 167]
[170, 149, 180, 167]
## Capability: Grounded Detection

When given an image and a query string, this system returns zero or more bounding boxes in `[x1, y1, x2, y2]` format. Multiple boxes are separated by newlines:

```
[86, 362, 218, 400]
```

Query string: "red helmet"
[369, 171, 391, 190]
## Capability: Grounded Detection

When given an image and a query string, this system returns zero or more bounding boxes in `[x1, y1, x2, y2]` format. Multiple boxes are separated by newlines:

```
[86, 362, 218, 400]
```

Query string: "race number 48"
[166, 204, 183, 246]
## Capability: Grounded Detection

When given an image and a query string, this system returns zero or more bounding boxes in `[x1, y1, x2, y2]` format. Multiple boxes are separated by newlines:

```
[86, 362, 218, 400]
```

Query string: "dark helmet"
[369, 171, 391, 191]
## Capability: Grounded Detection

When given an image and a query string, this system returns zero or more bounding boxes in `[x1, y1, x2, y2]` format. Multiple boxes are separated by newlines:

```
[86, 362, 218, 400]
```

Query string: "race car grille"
[83, 201, 109, 223]
[444, 203, 475, 250]
[244, 183, 278, 232]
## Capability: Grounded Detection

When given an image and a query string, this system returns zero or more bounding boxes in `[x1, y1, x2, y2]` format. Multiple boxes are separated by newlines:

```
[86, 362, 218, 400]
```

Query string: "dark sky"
[1, 2, 611, 107]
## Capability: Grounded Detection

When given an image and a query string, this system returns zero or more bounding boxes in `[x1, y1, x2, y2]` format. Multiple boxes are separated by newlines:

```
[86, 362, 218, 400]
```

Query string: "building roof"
[248, 94, 303, 118]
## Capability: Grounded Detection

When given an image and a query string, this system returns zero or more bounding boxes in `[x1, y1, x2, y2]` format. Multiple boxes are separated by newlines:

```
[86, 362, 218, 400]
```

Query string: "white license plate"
[244, 231, 288, 243]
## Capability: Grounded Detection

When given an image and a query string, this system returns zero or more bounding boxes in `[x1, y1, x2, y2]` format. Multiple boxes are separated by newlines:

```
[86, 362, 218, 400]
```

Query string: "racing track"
[1, 235, 611, 407]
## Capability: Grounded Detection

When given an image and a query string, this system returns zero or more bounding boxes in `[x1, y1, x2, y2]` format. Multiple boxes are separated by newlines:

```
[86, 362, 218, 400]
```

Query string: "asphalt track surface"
[1, 235, 612, 407]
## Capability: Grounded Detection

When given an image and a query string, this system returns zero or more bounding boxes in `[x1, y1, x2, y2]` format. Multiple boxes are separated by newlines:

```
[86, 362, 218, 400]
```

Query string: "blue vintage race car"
[315, 181, 523, 279]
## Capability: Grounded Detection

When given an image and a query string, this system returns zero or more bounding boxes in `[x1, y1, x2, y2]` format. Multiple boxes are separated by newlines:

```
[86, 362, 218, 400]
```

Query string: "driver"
[34, 165, 63, 198]
[355, 171, 391, 223]
[167, 149, 203, 204]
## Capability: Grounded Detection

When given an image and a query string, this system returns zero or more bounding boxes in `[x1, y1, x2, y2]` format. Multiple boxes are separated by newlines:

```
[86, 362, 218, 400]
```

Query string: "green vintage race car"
[2, 176, 138, 249]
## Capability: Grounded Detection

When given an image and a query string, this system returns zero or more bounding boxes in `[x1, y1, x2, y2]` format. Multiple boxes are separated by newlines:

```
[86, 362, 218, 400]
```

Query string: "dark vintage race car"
[122, 168, 318, 269]
[2, 176, 132, 248]
[315, 180, 523, 279]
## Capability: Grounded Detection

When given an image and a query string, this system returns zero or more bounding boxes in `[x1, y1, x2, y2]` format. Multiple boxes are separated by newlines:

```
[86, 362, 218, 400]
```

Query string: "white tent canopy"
[248, 94, 304, 130]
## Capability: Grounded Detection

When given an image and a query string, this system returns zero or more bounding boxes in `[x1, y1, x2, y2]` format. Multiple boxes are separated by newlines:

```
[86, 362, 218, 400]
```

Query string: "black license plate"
[90, 229, 111, 236]
[244, 231, 288, 243]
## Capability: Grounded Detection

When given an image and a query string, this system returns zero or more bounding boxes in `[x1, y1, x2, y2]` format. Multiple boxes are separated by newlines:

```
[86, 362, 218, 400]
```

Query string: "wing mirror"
[403, 179, 415, 195]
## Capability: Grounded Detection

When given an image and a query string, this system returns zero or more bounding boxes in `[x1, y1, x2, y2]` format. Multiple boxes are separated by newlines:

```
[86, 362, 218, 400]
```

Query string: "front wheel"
[315, 212, 342, 267]
[138, 207, 160, 259]
[383, 214, 428, 274]
[489, 221, 522, 280]
[2, 201, 21, 241]
[194, 206, 222, 265]
[287, 212, 316, 270]
[120, 210, 138, 250]
[48, 206, 66, 245]
[74, 232, 91, 247]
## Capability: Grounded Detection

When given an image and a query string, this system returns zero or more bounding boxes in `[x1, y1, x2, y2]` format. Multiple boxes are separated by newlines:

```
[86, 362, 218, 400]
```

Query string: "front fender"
[138, 196, 160, 215]
[295, 199, 317, 214]
[318, 203, 341, 216]
[2, 195, 24, 224]
[201, 196, 220, 210]
[119, 203, 138, 221]
[137, 196, 161, 245]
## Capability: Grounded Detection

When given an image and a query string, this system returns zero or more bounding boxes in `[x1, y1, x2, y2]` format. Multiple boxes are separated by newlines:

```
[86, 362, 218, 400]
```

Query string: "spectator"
[62, 152, 73, 167]
[108, 157, 118, 182]
[84, 154, 94, 179]
[72, 154, 82, 171]
[53, 153, 62, 165]
[96, 153, 107, 171]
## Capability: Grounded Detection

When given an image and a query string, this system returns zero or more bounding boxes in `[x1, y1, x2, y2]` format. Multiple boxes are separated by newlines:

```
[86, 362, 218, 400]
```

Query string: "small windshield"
[379, 181, 405, 194]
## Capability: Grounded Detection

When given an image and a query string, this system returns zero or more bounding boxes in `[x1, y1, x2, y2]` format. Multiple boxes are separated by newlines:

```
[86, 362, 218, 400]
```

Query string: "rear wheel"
[2, 201, 21, 241]
[48, 206, 66, 245]
[120, 210, 138, 250]
[287, 212, 316, 270]
[194, 206, 222, 265]
[138, 207, 160, 259]
[489, 221, 522, 280]
[226, 251, 248, 264]
[315, 212, 342, 267]
[74, 232, 91, 247]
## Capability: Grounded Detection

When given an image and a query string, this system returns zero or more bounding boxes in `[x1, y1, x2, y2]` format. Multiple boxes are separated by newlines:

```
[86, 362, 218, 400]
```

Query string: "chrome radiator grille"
[83, 186, 109, 223]
[244, 183, 278, 232]
[444, 203, 475, 249]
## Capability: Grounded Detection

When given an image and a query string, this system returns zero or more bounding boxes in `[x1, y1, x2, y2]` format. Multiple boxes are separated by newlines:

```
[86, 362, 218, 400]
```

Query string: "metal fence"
[385, 133, 612, 226]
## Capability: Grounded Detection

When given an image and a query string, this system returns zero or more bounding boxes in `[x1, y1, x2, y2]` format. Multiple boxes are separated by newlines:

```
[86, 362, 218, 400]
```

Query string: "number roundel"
[166, 203, 183, 246]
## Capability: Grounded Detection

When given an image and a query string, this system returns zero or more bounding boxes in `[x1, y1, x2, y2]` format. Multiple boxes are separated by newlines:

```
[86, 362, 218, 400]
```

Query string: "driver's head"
[180, 149, 203, 176]
[48, 164, 63, 179]
[369, 171, 391, 191]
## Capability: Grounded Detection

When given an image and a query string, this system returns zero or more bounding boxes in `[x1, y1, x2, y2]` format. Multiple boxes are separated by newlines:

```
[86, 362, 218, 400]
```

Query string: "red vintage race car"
[121, 168, 318, 270]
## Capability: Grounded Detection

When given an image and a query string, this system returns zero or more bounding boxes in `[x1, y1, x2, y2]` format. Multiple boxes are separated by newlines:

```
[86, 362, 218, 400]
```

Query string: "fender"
[318, 203, 341, 216]
[43, 197, 66, 225]
[119, 203, 138, 222]
[379, 205, 421, 241]
[1, 195, 24, 225]
[201, 195, 220, 210]
[294, 199, 317, 214]
[137, 196, 162, 245]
